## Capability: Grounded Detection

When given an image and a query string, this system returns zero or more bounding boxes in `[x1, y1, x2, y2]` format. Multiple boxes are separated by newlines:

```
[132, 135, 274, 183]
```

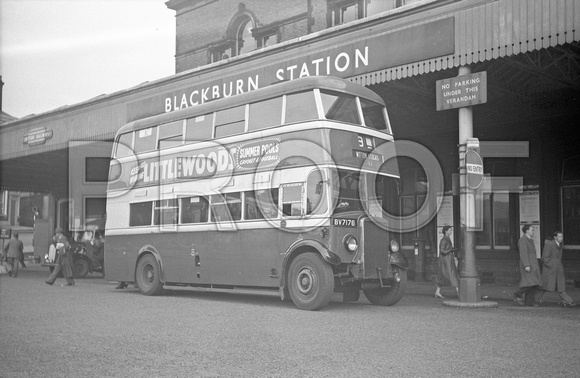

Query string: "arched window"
[208, 6, 258, 64]
[236, 16, 255, 56]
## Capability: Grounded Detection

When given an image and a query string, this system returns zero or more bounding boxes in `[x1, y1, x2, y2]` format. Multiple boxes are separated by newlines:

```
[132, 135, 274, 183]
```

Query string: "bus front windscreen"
[332, 169, 399, 217]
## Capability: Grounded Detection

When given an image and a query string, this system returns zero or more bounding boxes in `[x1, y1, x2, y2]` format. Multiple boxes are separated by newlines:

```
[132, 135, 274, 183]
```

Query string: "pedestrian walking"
[435, 225, 459, 298]
[3, 231, 24, 277]
[45, 228, 75, 286]
[536, 231, 576, 307]
[513, 224, 542, 306]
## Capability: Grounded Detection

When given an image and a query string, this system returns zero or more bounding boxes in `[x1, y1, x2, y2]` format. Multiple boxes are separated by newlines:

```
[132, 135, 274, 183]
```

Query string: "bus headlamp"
[343, 235, 358, 253]
[390, 239, 400, 253]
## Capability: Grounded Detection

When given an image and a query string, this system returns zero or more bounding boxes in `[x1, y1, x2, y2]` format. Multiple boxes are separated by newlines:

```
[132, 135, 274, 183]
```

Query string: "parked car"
[42, 230, 104, 278]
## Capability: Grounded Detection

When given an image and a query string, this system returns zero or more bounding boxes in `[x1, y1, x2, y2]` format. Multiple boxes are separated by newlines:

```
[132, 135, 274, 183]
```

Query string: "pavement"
[405, 278, 580, 307]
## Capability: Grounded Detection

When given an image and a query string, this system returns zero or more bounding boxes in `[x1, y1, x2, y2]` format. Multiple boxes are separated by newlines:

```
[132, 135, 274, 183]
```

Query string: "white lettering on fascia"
[164, 75, 260, 113]
[275, 47, 369, 81]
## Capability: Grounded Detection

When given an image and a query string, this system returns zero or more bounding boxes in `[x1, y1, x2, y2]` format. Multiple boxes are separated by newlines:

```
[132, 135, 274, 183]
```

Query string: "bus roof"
[117, 76, 385, 136]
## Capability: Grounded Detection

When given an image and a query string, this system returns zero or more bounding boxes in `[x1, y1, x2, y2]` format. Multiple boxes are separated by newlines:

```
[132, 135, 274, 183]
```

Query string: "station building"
[1, 0, 579, 285]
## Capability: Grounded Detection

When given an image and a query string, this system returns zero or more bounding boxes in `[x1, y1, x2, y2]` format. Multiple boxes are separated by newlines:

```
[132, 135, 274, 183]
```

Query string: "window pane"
[341, 4, 358, 23]
[134, 127, 157, 153]
[244, 191, 264, 220]
[360, 99, 387, 130]
[211, 193, 241, 222]
[159, 121, 183, 140]
[216, 106, 245, 126]
[215, 106, 245, 137]
[130, 202, 152, 227]
[116, 133, 133, 158]
[282, 184, 303, 216]
[237, 18, 255, 55]
[562, 186, 580, 245]
[251, 189, 279, 219]
[320, 91, 360, 124]
[367, 1, 396, 15]
[307, 169, 327, 215]
[185, 114, 213, 142]
[180, 196, 208, 224]
[153, 199, 178, 225]
[85, 198, 106, 228]
[476, 194, 492, 248]
[493, 193, 510, 247]
[285, 91, 318, 124]
[562, 156, 580, 182]
[85, 157, 110, 182]
[215, 122, 245, 138]
[248, 97, 283, 131]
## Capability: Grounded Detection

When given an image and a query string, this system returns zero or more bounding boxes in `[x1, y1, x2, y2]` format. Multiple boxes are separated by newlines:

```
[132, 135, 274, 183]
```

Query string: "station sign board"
[23, 127, 53, 146]
[0, 228, 12, 239]
[436, 71, 487, 111]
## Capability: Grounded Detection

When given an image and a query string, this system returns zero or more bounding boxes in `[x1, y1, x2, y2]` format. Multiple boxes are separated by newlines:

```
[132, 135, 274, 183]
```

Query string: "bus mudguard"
[389, 250, 409, 270]
[279, 239, 340, 300]
[136, 246, 165, 283]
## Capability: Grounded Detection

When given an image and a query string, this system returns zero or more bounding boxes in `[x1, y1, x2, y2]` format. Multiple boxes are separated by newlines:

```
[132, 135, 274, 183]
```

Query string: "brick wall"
[171, 1, 313, 73]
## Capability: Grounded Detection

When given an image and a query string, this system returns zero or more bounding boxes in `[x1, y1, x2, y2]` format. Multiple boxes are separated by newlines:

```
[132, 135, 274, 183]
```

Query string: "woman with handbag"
[435, 225, 460, 298]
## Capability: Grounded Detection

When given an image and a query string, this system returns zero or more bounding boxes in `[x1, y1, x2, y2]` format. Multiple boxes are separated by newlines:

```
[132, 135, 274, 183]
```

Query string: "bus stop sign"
[465, 150, 484, 189]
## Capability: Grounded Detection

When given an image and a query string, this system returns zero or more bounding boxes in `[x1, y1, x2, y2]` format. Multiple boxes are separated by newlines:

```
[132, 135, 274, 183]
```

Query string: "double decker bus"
[105, 76, 407, 310]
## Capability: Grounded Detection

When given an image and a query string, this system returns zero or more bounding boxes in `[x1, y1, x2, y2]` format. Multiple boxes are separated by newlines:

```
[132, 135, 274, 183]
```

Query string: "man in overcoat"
[513, 224, 542, 306]
[45, 228, 75, 286]
[537, 231, 575, 307]
[3, 231, 24, 277]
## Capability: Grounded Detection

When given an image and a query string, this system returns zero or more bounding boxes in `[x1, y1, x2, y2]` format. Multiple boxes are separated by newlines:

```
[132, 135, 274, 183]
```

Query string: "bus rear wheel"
[136, 254, 164, 296]
[288, 252, 334, 311]
[363, 267, 407, 306]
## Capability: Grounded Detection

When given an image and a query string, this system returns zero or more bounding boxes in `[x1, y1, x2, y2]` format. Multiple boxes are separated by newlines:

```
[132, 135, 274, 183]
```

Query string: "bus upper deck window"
[185, 114, 213, 143]
[360, 99, 387, 131]
[134, 126, 157, 153]
[248, 97, 283, 131]
[319, 91, 360, 125]
[215, 106, 245, 138]
[158, 120, 184, 149]
[116, 133, 134, 158]
[285, 91, 318, 124]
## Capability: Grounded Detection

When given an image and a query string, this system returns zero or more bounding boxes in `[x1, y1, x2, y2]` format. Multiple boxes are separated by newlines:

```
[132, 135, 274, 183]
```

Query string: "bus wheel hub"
[297, 268, 314, 294]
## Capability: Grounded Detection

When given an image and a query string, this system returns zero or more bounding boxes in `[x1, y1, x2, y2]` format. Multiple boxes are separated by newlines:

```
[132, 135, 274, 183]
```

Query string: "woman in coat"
[513, 224, 542, 306]
[435, 225, 459, 298]
[538, 231, 575, 307]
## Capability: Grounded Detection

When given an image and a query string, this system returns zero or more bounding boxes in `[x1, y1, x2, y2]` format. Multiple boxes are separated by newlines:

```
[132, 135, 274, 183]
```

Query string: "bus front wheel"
[288, 252, 334, 311]
[135, 254, 164, 296]
[363, 267, 407, 306]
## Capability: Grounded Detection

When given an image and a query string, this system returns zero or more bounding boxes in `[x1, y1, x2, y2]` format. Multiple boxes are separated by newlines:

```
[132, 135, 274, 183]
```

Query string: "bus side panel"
[104, 234, 140, 283]
[205, 230, 242, 286]
[237, 227, 283, 287]
[154, 231, 210, 285]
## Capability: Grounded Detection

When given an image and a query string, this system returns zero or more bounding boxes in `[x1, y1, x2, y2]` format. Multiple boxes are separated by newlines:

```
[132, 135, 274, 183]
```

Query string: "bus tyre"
[288, 252, 334, 311]
[136, 254, 164, 296]
[363, 268, 407, 306]
[73, 257, 90, 278]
